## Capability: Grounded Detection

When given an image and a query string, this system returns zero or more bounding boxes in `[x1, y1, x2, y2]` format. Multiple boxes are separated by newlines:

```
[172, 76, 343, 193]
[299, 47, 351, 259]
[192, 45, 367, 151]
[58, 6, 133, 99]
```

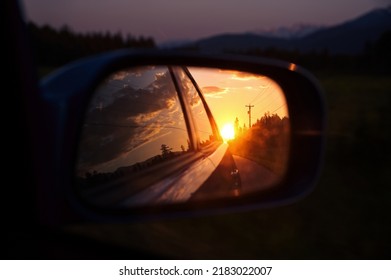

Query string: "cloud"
[201, 86, 227, 95]
[200, 86, 226, 99]
[111, 66, 157, 81]
[219, 69, 266, 81]
[110, 70, 129, 81]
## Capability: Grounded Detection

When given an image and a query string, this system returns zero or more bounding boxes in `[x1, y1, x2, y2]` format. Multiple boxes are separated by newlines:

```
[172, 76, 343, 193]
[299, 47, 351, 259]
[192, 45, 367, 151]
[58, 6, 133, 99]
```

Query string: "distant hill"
[297, 7, 391, 54]
[182, 7, 391, 54]
[189, 33, 291, 53]
[252, 24, 325, 39]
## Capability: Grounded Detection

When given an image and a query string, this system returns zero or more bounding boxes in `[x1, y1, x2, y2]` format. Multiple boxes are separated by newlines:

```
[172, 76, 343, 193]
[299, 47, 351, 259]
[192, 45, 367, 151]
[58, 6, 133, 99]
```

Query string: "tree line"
[27, 22, 156, 68]
[229, 113, 290, 176]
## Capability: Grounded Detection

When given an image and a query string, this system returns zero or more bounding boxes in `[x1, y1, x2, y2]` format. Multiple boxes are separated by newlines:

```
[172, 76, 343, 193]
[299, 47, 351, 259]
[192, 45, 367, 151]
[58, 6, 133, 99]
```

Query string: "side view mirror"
[38, 50, 326, 224]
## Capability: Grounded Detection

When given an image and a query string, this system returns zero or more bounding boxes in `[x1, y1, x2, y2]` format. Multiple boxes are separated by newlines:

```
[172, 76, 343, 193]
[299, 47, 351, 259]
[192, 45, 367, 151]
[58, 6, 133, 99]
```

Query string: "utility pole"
[245, 104, 254, 128]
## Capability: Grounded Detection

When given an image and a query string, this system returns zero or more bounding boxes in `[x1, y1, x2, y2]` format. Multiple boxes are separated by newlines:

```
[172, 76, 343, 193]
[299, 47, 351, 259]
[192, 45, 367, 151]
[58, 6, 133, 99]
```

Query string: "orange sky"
[189, 67, 288, 131]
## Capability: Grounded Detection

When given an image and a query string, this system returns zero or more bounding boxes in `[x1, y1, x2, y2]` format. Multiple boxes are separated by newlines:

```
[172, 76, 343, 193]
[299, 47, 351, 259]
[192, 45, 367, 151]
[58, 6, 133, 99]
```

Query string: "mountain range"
[180, 7, 391, 55]
[251, 23, 325, 39]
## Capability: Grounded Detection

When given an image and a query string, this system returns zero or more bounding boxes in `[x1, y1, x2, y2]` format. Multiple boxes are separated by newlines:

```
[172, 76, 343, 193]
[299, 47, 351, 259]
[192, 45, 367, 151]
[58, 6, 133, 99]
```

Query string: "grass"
[66, 72, 391, 259]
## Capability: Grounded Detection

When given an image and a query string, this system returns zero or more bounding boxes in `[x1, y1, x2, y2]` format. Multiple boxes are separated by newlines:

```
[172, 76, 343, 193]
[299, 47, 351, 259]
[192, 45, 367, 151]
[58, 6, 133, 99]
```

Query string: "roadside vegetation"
[228, 113, 290, 176]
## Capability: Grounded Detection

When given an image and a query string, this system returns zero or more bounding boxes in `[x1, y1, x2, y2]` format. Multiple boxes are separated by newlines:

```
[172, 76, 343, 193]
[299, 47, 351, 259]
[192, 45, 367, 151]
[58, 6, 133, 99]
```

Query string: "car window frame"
[170, 66, 223, 153]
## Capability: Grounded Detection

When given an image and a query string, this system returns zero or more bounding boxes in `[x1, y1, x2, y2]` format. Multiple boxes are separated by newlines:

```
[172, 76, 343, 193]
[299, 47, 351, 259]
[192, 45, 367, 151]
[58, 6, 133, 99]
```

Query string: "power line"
[249, 80, 271, 105]
[252, 90, 274, 107]
[272, 103, 287, 114]
[255, 92, 284, 116]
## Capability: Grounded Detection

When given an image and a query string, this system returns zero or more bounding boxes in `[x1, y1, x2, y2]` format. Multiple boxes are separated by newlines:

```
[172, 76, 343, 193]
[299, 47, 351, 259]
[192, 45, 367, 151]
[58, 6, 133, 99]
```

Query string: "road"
[233, 155, 279, 194]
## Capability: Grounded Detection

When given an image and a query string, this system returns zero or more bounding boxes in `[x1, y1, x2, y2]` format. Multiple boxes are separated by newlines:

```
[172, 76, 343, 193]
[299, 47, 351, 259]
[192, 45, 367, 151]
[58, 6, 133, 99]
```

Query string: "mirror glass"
[75, 66, 290, 208]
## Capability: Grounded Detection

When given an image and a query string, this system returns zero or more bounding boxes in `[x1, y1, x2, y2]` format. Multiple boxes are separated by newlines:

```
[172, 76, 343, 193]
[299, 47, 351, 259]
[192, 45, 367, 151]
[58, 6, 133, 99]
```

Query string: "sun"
[220, 123, 235, 142]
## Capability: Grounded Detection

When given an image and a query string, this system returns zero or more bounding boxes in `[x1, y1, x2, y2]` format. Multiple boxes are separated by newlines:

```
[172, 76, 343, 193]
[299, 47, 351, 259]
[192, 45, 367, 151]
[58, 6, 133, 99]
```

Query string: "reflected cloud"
[111, 70, 129, 81]
[219, 69, 266, 81]
[201, 86, 227, 98]
[130, 111, 160, 124]
[77, 67, 187, 176]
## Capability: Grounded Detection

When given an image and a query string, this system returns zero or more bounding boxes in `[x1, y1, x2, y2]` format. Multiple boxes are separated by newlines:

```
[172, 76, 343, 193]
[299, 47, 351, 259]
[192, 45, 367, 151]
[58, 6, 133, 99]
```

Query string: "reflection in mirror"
[189, 68, 290, 194]
[75, 66, 290, 209]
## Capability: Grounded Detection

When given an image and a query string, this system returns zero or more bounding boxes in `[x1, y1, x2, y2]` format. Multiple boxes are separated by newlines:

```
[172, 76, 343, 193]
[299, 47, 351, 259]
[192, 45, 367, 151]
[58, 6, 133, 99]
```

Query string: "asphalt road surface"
[233, 155, 279, 194]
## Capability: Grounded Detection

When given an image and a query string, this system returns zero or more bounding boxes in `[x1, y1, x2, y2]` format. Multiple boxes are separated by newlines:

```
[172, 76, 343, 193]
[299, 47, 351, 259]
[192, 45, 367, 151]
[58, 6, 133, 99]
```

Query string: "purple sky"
[21, 0, 389, 44]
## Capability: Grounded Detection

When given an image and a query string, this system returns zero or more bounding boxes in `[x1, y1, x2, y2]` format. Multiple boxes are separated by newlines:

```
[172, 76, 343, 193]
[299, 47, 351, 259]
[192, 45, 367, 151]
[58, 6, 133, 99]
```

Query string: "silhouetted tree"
[161, 144, 173, 157]
[27, 22, 156, 68]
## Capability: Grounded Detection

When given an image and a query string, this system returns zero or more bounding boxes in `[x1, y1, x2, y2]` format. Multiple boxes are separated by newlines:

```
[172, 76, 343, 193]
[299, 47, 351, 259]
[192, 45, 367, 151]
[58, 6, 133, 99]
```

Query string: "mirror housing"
[38, 50, 326, 224]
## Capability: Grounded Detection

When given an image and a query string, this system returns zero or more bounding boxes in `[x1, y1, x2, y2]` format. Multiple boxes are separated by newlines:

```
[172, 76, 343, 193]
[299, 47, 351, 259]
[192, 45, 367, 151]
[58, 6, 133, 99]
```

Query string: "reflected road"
[233, 155, 279, 194]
